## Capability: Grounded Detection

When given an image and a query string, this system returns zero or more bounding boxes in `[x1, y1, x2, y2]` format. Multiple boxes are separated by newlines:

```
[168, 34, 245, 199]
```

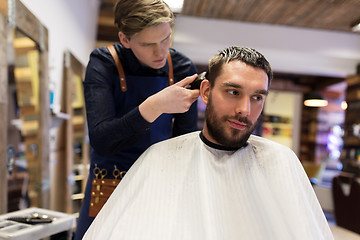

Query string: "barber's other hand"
[139, 74, 200, 123]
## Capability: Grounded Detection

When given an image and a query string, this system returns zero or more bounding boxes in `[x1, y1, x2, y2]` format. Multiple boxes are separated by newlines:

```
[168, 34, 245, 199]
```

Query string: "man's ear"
[118, 32, 130, 48]
[200, 80, 210, 105]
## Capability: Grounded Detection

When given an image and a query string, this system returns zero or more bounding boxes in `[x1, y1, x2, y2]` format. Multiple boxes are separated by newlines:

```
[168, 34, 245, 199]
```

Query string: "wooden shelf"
[51, 111, 70, 128]
[71, 193, 84, 201]
[340, 74, 360, 174]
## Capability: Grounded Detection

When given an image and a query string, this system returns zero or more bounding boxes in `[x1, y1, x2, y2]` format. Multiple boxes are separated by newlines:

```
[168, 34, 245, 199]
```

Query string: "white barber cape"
[83, 131, 333, 240]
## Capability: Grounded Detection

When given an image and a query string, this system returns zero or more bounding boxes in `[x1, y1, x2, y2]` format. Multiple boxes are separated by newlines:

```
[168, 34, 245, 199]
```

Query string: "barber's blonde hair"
[114, 0, 174, 39]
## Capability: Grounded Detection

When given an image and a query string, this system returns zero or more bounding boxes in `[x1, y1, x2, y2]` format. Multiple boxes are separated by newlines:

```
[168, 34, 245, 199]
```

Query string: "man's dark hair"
[208, 46, 273, 87]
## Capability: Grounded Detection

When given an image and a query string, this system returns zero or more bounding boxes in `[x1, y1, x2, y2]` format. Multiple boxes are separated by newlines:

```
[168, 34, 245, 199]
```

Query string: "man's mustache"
[226, 115, 252, 127]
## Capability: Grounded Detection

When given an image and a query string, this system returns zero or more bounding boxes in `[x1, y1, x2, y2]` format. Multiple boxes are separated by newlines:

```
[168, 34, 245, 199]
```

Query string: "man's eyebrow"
[256, 89, 269, 96]
[223, 82, 242, 88]
[139, 33, 171, 45]
[161, 33, 171, 41]
[223, 82, 269, 95]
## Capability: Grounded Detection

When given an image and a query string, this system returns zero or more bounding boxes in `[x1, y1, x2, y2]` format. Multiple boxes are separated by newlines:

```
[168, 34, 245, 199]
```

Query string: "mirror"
[7, 29, 39, 211]
[4, 0, 50, 212]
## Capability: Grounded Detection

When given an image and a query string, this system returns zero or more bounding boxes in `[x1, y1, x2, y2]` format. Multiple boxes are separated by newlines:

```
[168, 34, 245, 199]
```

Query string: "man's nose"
[235, 96, 250, 117]
[153, 44, 162, 56]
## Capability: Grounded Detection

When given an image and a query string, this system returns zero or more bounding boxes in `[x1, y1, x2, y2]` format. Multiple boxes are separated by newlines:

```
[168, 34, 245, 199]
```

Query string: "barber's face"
[119, 22, 172, 69]
[200, 61, 269, 148]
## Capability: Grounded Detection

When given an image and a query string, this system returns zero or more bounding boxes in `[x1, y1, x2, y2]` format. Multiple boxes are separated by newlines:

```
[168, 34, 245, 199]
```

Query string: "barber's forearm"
[139, 95, 162, 123]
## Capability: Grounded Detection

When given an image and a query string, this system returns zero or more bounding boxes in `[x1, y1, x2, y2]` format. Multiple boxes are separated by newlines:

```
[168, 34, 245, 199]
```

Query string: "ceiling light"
[352, 23, 360, 32]
[164, 0, 184, 13]
[351, 18, 360, 32]
[304, 92, 328, 107]
[341, 101, 348, 110]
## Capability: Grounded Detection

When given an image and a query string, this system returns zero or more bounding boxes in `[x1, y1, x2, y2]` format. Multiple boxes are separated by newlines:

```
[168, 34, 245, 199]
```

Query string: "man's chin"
[151, 59, 166, 69]
[224, 131, 251, 148]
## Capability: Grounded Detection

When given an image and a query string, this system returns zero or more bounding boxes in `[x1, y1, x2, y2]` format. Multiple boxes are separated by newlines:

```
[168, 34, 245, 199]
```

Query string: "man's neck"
[199, 131, 247, 151]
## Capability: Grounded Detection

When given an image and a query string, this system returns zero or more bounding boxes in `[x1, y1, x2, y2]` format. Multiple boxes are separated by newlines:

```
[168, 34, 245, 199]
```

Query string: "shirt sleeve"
[170, 49, 199, 136]
[83, 47, 151, 157]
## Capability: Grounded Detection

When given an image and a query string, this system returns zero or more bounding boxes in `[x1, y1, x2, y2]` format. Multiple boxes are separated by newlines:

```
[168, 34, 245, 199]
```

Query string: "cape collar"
[199, 131, 248, 151]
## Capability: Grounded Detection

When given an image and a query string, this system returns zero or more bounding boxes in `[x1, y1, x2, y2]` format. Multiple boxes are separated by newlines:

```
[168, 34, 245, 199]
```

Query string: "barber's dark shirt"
[83, 43, 198, 171]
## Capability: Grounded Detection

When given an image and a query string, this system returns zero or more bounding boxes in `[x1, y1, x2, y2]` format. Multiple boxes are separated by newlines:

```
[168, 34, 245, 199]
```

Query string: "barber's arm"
[138, 75, 199, 123]
[84, 48, 151, 157]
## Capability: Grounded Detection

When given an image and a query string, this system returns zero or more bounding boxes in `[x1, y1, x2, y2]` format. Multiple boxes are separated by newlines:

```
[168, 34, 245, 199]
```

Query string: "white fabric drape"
[83, 131, 333, 240]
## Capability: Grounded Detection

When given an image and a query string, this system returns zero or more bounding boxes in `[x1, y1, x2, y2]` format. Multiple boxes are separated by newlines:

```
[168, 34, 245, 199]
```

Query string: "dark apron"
[74, 72, 174, 240]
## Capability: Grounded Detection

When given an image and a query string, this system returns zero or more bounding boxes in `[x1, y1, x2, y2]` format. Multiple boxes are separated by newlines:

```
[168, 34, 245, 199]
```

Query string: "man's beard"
[205, 95, 257, 148]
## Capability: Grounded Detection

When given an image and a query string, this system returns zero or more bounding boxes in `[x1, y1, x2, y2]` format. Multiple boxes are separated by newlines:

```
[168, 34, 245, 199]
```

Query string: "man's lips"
[228, 119, 248, 130]
[154, 57, 166, 63]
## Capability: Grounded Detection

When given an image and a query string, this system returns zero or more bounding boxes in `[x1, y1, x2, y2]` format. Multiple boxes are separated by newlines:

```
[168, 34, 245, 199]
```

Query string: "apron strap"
[167, 52, 174, 85]
[107, 45, 127, 92]
[107, 45, 174, 92]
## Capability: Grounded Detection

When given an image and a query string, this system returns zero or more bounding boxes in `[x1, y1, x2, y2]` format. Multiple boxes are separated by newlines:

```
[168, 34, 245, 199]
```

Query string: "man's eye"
[141, 42, 154, 47]
[252, 95, 263, 101]
[227, 90, 239, 95]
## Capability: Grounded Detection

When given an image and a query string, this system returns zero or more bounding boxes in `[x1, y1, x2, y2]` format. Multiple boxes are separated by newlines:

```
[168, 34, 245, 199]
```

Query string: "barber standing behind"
[74, 0, 199, 239]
